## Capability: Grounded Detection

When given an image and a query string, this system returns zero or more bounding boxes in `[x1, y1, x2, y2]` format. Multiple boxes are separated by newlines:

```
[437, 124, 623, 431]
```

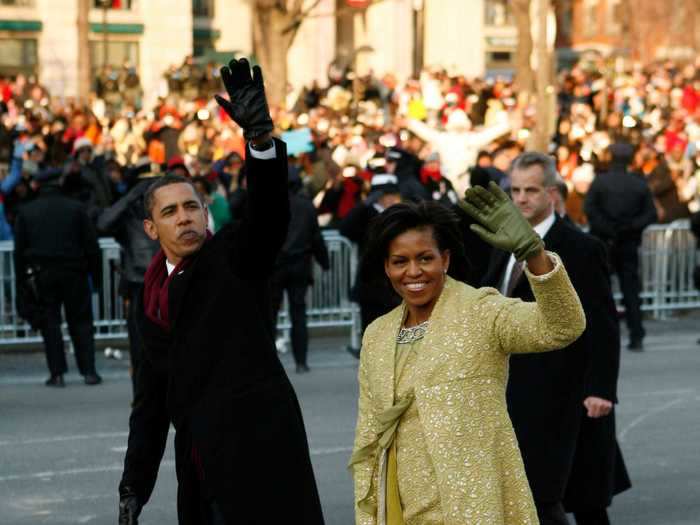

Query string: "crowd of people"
[3, 53, 700, 525]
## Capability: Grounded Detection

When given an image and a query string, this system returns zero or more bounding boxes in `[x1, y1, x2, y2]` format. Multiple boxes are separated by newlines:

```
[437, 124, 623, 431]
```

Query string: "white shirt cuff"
[248, 141, 277, 160]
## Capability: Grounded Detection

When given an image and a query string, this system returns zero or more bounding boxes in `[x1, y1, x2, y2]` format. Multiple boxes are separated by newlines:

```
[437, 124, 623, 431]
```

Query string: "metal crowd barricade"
[0, 231, 361, 348]
[2, 222, 696, 348]
[0, 238, 128, 345]
[276, 230, 361, 349]
[613, 219, 700, 319]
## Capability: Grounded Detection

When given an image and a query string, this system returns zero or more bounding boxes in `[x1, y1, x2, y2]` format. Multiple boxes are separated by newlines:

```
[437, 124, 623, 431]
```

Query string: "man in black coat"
[117, 58, 324, 525]
[97, 174, 160, 395]
[269, 169, 330, 373]
[340, 173, 402, 357]
[584, 143, 657, 350]
[482, 152, 630, 525]
[14, 168, 102, 387]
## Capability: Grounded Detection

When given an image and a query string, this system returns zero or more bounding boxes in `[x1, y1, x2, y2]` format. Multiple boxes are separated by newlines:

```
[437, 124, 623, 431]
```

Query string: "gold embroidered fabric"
[351, 252, 586, 525]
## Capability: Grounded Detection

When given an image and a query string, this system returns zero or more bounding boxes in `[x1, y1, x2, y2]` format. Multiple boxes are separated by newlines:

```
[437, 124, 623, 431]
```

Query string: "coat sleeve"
[229, 138, 290, 278]
[79, 208, 102, 281]
[576, 238, 621, 402]
[629, 183, 658, 232]
[491, 252, 586, 354]
[119, 354, 170, 505]
[351, 330, 378, 525]
[13, 211, 27, 278]
[584, 180, 616, 238]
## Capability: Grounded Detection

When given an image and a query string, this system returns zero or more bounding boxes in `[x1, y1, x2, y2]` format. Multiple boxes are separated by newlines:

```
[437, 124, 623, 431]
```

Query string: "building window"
[89, 40, 139, 76]
[93, 0, 133, 9]
[193, 0, 215, 17]
[583, 0, 598, 38]
[0, 0, 35, 6]
[0, 38, 38, 77]
[484, 0, 514, 27]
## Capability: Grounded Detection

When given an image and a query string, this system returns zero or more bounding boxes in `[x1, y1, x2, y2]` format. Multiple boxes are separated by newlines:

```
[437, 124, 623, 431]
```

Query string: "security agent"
[13, 167, 102, 387]
[584, 143, 657, 350]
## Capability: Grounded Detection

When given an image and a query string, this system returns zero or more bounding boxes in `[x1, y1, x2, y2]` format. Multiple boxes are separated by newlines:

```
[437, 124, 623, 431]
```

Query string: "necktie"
[505, 261, 524, 297]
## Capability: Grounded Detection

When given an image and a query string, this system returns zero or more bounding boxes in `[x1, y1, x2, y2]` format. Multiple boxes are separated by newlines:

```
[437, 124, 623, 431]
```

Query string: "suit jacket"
[353, 258, 586, 525]
[482, 215, 630, 505]
[120, 139, 325, 525]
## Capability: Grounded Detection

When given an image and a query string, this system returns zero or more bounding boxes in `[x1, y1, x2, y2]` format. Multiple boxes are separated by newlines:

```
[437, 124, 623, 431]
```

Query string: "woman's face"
[384, 227, 450, 312]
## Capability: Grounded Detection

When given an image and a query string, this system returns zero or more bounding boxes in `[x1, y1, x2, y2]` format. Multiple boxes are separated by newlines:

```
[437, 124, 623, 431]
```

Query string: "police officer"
[14, 168, 102, 387]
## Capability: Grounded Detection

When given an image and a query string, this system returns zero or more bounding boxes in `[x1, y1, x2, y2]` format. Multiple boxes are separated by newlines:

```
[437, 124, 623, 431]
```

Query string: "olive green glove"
[459, 181, 544, 261]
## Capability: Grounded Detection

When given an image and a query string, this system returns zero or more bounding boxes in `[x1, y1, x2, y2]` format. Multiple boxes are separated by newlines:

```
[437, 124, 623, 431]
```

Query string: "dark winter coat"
[340, 202, 401, 310]
[96, 178, 160, 284]
[275, 189, 330, 283]
[13, 185, 100, 278]
[482, 215, 631, 506]
[119, 140, 325, 525]
[584, 165, 657, 242]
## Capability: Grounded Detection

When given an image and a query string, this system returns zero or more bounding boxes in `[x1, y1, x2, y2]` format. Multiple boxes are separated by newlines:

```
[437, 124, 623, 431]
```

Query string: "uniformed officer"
[14, 168, 102, 387]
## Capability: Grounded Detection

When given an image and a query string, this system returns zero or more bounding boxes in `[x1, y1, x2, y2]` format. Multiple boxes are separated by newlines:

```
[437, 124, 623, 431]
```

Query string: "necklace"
[396, 320, 429, 344]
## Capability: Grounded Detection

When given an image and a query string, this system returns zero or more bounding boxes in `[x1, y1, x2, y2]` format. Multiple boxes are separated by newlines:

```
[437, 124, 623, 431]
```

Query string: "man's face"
[510, 164, 556, 226]
[143, 183, 208, 264]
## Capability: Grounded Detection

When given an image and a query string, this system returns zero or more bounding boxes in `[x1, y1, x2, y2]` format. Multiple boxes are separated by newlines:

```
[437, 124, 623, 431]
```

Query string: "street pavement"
[1, 312, 699, 525]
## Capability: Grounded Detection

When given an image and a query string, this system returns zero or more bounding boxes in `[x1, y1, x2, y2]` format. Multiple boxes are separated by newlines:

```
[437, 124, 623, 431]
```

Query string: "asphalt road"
[1, 313, 699, 525]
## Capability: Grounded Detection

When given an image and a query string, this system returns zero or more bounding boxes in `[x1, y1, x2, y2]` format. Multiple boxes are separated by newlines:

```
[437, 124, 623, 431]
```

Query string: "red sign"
[346, 0, 370, 8]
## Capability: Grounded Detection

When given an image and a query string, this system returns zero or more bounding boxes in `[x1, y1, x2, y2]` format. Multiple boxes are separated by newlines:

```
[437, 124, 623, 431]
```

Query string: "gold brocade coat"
[351, 253, 586, 525]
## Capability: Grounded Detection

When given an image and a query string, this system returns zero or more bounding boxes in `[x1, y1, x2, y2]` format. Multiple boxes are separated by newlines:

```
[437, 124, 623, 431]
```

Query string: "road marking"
[0, 431, 129, 447]
[618, 397, 687, 443]
[0, 445, 353, 482]
[0, 461, 175, 483]
[620, 388, 696, 399]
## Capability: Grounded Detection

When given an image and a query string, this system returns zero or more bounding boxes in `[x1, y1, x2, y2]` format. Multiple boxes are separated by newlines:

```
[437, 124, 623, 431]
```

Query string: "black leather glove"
[214, 58, 273, 141]
[118, 487, 141, 525]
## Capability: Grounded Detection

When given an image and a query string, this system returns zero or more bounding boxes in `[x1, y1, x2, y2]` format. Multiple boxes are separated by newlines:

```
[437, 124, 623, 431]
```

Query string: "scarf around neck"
[142, 231, 212, 331]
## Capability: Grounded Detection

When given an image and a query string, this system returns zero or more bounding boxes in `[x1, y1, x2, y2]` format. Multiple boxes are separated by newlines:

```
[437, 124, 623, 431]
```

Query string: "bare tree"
[251, 0, 322, 108]
[512, 0, 535, 98]
[77, 0, 91, 100]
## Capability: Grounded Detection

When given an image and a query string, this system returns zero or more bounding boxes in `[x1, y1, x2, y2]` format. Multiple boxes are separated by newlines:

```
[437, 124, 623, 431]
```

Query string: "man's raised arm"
[214, 58, 290, 277]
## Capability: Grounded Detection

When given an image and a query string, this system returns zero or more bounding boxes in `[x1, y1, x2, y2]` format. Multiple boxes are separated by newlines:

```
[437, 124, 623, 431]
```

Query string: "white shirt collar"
[166, 260, 176, 276]
[532, 211, 556, 240]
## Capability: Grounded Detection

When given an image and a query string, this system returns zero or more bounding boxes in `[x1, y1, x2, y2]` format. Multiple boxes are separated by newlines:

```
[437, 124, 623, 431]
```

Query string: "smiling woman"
[349, 198, 586, 525]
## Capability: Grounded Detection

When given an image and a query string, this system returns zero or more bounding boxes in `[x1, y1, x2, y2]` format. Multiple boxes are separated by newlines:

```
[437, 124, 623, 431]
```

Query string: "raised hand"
[214, 57, 273, 141]
[459, 181, 544, 262]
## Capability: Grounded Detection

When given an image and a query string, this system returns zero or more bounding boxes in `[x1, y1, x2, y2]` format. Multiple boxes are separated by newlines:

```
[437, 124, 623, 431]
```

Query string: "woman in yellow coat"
[349, 183, 586, 525]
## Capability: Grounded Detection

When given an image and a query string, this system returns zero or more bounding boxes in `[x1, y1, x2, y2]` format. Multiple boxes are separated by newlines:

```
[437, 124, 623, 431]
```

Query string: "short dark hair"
[359, 201, 474, 287]
[143, 174, 201, 219]
[509, 151, 559, 187]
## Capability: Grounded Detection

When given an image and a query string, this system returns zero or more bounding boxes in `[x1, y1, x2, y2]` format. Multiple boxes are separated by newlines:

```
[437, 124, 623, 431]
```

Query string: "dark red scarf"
[142, 232, 212, 331]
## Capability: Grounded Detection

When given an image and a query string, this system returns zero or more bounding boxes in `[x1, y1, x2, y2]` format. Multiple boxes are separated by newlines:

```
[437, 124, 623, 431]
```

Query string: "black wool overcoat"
[482, 215, 631, 508]
[119, 139, 325, 524]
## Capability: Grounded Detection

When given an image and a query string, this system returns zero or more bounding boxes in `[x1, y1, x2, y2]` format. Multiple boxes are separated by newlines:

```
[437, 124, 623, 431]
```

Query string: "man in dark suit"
[482, 152, 630, 525]
[117, 58, 324, 525]
[584, 143, 657, 350]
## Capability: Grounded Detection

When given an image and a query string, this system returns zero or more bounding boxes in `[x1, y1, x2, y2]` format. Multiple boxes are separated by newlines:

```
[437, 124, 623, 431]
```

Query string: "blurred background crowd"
[2, 55, 700, 241]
